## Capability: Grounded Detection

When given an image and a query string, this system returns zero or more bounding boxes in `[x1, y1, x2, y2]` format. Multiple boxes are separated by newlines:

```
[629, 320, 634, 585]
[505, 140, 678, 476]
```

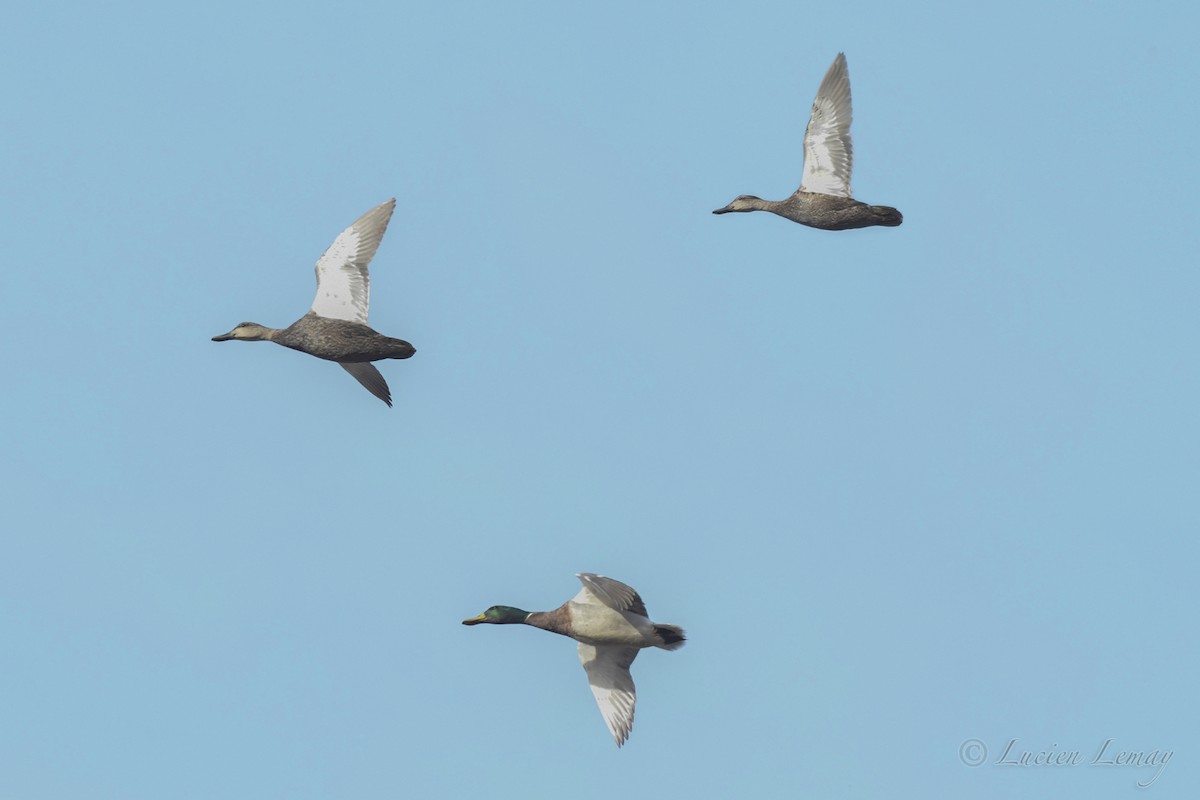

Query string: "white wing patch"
[578, 643, 639, 747]
[799, 53, 854, 198]
[310, 199, 396, 324]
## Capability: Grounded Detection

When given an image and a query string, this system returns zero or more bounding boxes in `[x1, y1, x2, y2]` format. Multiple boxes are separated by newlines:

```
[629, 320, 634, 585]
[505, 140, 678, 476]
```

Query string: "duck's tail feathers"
[870, 206, 903, 227]
[654, 624, 686, 651]
[387, 338, 416, 359]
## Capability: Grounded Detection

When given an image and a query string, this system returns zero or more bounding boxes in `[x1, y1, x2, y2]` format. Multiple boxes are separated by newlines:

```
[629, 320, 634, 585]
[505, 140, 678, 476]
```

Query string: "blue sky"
[2, 1, 1198, 797]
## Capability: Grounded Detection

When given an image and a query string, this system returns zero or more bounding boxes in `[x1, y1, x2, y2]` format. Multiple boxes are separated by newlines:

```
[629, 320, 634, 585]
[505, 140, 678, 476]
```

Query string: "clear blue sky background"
[2, 1, 1197, 797]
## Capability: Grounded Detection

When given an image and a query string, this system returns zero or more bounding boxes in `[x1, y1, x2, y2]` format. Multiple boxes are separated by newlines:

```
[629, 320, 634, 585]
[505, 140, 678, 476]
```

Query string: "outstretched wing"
[311, 199, 396, 324]
[798, 53, 854, 198]
[576, 573, 648, 617]
[577, 643, 639, 747]
[339, 362, 392, 407]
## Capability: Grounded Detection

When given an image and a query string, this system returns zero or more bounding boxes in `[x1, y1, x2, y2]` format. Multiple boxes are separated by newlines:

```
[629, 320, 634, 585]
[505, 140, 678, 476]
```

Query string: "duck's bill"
[461, 613, 488, 626]
[712, 205, 733, 214]
[211, 330, 236, 341]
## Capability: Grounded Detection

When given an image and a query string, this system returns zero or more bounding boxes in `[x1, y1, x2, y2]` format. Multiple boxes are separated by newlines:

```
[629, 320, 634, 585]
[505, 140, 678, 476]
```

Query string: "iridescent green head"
[462, 605, 530, 625]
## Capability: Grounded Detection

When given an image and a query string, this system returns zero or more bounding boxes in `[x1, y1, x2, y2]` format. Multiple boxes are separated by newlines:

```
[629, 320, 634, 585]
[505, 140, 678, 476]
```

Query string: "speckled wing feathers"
[798, 53, 854, 198]
[576, 573, 649, 618]
[310, 199, 396, 325]
[577, 643, 639, 747]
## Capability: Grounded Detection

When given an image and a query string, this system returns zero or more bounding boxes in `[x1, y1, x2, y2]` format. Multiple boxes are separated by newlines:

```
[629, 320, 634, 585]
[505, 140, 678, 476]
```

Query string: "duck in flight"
[713, 53, 902, 230]
[463, 573, 685, 747]
[212, 199, 415, 406]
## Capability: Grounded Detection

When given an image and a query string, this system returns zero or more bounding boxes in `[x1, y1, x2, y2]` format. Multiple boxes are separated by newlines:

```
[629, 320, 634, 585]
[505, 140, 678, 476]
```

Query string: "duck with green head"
[463, 573, 685, 747]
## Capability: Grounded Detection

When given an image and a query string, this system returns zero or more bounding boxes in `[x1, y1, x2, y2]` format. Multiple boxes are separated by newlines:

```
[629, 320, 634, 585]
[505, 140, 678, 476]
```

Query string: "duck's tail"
[386, 338, 416, 359]
[654, 624, 686, 651]
[870, 205, 903, 227]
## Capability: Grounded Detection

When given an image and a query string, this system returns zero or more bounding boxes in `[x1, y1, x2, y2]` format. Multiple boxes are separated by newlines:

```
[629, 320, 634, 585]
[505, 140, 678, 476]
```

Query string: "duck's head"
[212, 322, 273, 342]
[713, 195, 764, 214]
[462, 605, 530, 625]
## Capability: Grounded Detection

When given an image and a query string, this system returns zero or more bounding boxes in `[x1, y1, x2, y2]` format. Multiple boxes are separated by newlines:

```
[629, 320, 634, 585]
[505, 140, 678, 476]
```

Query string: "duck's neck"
[525, 605, 573, 637]
[245, 326, 282, 342]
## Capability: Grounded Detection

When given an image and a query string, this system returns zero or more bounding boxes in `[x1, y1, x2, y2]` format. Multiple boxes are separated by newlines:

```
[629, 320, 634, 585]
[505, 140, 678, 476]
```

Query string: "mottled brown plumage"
[714, 53, 902, 231]
[269, 313, 415, 363]
[714, 191, 901, 230]
[212, 199, 415, 406]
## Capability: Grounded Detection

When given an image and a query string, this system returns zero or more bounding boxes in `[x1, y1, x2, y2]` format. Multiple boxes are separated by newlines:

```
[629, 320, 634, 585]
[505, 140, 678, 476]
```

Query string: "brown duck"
[212, 199, 415, 406]
[714, 53, 902, 230]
